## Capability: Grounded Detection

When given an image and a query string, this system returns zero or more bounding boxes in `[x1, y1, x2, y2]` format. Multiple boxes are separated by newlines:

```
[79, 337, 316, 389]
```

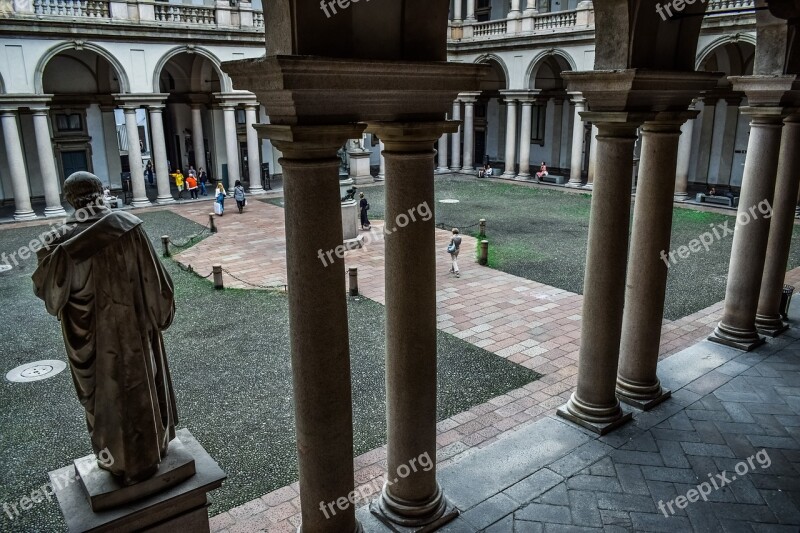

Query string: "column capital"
[729, 75, 797, 107]
[29, 107, 51, 116]
[457, 91, 481, 104]
[255, 123, 366, 159]
[640, 110, 700, 134]
[113, 93, 169, 108]
[580, 112, 648, 138]
[213, 91, 257, 108]
[738, 106, 788, 123]
[0, 94, 53, 111]
[500, 89, 538, 104]
[366, 121, 458, 152]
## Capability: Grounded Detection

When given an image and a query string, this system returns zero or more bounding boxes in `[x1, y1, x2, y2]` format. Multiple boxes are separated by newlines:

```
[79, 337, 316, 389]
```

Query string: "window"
[55, 113, 82, 132]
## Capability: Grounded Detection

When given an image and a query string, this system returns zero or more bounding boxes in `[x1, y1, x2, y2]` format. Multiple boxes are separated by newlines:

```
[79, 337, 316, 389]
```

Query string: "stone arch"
[35, 41, 130, 94]
[696, 34, 757, 72]
[526, 50, 576, 91]
[474, 54, 509, 91]
[152, 46, 230, 93]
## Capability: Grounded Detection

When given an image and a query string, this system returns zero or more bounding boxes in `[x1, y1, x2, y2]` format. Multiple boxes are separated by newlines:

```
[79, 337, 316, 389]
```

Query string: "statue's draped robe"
[32, 208, 177, 485]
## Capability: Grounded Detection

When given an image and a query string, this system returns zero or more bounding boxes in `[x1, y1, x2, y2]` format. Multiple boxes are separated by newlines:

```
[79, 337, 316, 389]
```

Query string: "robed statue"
[32, 172, 178, 486]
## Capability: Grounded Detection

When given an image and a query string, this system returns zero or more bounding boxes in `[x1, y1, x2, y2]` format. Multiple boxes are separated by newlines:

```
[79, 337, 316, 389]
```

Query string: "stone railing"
[253, 10, 263, 28]
[154, 3, 215, 24]
[707, 0, 755, 12]
[533, 9, 578, 30]
[33, 0, 110, 18]
[473, 19, 508, 37]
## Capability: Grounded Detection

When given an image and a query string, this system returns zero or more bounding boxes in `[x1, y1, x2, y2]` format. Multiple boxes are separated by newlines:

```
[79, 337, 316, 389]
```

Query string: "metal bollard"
[479, 240, 489, 266]
[209, 214, 217, 234]
[212, 265, 224, 290]
[479, 219, 486, 238]
[161, 236, 170, 258]
[349, 267, 359, 296]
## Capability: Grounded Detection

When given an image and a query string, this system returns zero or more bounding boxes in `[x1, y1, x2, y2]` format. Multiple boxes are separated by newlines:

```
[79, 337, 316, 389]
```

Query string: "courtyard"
[1, 177, 799, 531]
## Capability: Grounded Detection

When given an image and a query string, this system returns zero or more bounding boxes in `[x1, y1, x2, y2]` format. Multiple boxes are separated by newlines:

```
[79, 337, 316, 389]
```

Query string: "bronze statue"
[33, 172, 178, 486]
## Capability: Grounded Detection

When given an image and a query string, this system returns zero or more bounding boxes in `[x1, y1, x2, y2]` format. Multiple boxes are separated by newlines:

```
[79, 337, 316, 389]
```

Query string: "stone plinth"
[50, 429, 225, 533]
[348, 150, 373, 185]
[342, 199, 363, 249]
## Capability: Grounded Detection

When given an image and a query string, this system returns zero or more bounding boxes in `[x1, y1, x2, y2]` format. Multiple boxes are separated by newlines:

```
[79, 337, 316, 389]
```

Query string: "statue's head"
[64, 172, 104, 210]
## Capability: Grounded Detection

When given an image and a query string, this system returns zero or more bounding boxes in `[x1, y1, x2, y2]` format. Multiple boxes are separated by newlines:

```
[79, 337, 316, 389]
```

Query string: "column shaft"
[123, 107, 150, 207]
[31, 109, 67, 217]
[674, 113, 695, 200]
[710, 112, 783, 351]
[453, 0, 462, 21]
[586, 124, 598, 188]
[517, 101, 533, 179]
[270, 125, 364, 533]
[503, 99, 518, 177]
[1, 110, 36, 220]
[148, 107, 175, 204]
[568, 97, 586, 187]
[378, 139, 386, 180]
[222, 104, 240, 189]
[558, 120, 639, 434]
[465, 0, 475, 19]
[245, 105, 264, 193]
[462, 101, 475, 171]
[437, 134, 449, 172]
[372, 122, 456, 529]
[756, 116, 800, 335]
[191, 105, 208, 177]
[450, 101, 462, 171]
[617, 119, 687, 410]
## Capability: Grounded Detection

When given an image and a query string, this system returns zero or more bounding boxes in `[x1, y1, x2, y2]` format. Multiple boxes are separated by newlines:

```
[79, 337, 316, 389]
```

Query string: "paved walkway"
[160, 198, 800, 532]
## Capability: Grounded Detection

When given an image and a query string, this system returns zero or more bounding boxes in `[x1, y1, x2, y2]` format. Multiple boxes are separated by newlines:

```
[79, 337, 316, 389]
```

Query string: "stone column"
[756, 114, 800, 336]
[557, 116, 641, 434]
[710, 108, 784, 351]
[191, 104, 208, 177]
[262, 124, 365, 533]
[465, 0, 475, 20]
[674, 104, 696, 201]
[695, 97, 717, 183]
[585, 124, 598, 188]
[453, 0, 462, 23]
[509, 0, 520, 16]
[245, 104, 264, 194]
[378, 139, 387, 180]
[148, 105, 175, 205]
[0, 110, 36, 220]
[617, 114, 693, 410]
[31, 108, 67, 217]
[122, 106, 151, 207]
[437, 133, 449, 173]
[221, 103, 240, 190]
[450, 100, 462, 171]
[368, 121, 457, 529]
[567, 95, 586, 187]
[714, 97, 741, 184]
[551, 98, 564, 170]
[503, 97, 519, 178]
[516, 98, 533, 179]
[462, 96, 476, 171]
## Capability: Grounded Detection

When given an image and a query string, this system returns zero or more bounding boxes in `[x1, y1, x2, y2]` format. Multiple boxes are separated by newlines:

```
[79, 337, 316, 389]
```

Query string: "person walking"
[198, 167, 208, 196]
[359, 192, 370, 230]
[173, 170, 185, 200]
[233, 180, 246, 214]
[145, 161, 155, 187]
[448, 228, 462, 278]
[215, 182, 226, 216]
[186, 174, 199, 200]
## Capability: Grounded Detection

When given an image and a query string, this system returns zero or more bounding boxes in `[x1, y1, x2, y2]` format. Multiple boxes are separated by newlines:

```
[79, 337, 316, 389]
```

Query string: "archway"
[473, 56, 509, 168]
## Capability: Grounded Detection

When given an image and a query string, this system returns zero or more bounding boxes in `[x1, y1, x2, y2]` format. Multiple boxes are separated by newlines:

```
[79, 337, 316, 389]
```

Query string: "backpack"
[234, 186, 245, 201]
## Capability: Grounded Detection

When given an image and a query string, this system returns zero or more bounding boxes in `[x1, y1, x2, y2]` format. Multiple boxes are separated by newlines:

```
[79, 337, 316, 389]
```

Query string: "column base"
[450, 167, 462, 172]
[13, 210, 37, 221]
[371, 483, 458, 531]
[556, 393, 633, 435]
[248, 186, 267, 195]
[156, 196, 177, 205]
[708, 322, 766, 352]
[565, 179, 583, 188]
[615, 375, 672, 411]
[435, 167, 450, 174]
[44, 206, 68, 218]
[674, 193, 689, 202]
[375, 174, 386, 181]
[515, 173, 531, 181]
[131, 198, 153, 208]
[582, 183, 594, 190]
[755, 313, 789, 337]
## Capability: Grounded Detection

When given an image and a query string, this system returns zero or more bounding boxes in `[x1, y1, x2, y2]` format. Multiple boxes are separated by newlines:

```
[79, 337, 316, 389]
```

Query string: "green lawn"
[0, 210, 538, 532]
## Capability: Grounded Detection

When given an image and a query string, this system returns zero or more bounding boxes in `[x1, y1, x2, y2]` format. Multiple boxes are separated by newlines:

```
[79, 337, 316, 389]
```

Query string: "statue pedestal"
[49, 429, 225, 533]
[348, 150, 373, 185]
[342, 199, 364, 249]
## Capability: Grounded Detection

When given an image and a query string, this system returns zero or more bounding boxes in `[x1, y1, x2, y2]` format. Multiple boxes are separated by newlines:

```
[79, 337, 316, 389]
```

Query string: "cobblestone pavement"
[156, 199, 800, 532]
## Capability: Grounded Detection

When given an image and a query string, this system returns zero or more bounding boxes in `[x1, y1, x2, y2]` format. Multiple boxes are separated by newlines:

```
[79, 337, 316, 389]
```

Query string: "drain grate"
[6, 360, 67, 383]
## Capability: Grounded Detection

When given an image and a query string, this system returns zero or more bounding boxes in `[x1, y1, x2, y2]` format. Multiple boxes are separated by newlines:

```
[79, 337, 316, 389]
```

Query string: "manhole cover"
[439, 199, 460, 204]
[0, 264, 11, 273]
[6, 360, 67, 383]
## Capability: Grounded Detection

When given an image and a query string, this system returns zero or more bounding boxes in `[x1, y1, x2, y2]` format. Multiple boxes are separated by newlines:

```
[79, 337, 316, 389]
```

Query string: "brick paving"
[154, 198, 800, 532]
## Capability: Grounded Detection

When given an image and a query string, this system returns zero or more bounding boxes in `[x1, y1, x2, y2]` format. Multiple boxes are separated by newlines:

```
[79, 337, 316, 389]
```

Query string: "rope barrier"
[175, 262, 214, 280]
[166, 221, 212, 250]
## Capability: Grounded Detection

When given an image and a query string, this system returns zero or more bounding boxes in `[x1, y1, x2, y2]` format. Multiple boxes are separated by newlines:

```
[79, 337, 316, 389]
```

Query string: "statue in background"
[32, 172, 178, 486]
